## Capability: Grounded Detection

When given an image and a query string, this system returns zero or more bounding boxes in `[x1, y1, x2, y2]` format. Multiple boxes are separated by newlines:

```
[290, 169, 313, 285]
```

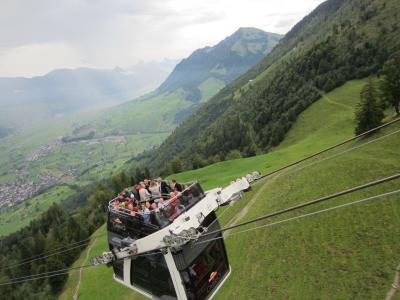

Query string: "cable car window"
[181, 239, 229, 300]
[107, 211, 159, 239]
[131, 252, 177, 299]
[112, 257, 124, 280]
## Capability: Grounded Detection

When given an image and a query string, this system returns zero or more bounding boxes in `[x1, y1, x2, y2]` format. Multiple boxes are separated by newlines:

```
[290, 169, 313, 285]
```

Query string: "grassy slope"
[60, 79, 400, 299]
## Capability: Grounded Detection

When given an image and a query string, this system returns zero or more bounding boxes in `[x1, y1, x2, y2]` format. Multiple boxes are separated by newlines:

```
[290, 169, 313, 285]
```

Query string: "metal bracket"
[163, 227, 200, 248]
[91, 251, 115, 265]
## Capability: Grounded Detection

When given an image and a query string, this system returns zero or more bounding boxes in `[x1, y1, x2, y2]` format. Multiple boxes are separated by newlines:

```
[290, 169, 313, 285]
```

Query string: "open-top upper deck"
[107, 182, 206, 239]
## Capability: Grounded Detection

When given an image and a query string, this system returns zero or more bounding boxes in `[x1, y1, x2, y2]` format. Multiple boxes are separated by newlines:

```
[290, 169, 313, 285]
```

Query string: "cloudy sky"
[0, 0, 325, 77]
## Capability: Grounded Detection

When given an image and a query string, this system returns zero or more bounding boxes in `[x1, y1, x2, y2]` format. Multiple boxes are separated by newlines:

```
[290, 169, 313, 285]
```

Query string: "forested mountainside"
[146, 0, 400, 173]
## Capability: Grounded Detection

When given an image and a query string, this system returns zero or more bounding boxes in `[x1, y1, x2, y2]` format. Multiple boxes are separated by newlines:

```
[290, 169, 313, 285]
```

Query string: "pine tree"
[379, 55, 400, 115]
[226, 149, 242, 160]
[170, 157, 183, 174]
[190, 153, 206, 169]
[355, 79, 384, 135]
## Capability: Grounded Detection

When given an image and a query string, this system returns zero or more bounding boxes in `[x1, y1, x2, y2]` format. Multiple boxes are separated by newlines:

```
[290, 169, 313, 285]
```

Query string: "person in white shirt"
[138, 182, 150, 202]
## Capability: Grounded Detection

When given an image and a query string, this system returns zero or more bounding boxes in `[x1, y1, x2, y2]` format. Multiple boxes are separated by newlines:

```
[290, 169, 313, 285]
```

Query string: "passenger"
[134, 199, 140, 208]
[145, 201, 152, 210]
[157, 197, 165, 209]
[141, 203, 151, 224]
[132, 201, 139, 212]
[183, 184, 190, 196]
[135, 183, 142, 200]
[181, 184, 191, 205]
[149, 180, 161, 198]
[123, 188, 130, 198]
[169, 191, 178, 200]
[127, 200, 134, 211]
[132, 186, 140, 200]
[170, 179, 183, 192]
[138, 182, 151, 202]
[113, 199, 120, 211]
[122, 198, 130, 206]
[166, 192, 181, 220]
[157, 177, 171, 195]
[144, 179, 151, 192]
[130, 189, 138, 200]
[153, 208, 163, 226]
[127, 202, 136, 216]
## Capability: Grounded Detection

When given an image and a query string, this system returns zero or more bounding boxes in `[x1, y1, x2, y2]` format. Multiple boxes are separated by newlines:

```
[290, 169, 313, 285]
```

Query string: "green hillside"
[60, 79, 400, 299]
[148, 0, 400, 173]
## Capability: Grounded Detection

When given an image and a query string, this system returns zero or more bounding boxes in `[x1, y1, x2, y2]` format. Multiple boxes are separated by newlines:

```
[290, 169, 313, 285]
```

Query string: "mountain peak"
[235, 27, 266, 34]
[226, 27, 265, 42]
[157, 28, 283, 94]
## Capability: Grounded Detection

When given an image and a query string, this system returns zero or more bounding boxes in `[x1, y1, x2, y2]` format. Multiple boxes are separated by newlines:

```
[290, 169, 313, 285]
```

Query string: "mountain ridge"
[157, 27, 282, 102]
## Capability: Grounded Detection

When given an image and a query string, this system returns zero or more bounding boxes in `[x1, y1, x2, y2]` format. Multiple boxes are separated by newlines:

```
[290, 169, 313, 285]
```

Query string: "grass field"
[60, 79, 400, 299]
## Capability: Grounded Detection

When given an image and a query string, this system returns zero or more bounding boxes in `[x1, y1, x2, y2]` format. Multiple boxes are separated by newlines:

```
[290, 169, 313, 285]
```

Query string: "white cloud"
[0, 43, 82, 78]
[0, 0, 325, 77]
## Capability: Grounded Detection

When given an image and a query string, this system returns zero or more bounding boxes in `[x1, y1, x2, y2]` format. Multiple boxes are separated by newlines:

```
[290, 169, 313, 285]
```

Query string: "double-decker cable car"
[92, 177, 253, 300]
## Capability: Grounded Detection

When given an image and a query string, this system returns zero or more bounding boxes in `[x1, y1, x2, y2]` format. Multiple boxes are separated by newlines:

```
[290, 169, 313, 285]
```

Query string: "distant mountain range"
[91, 27, 283, 136]
[0, 59, 179, 129]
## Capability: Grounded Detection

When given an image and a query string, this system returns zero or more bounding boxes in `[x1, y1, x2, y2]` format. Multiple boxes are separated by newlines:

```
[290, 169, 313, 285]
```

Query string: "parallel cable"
[257, 118, 400, 180]
[0, 232, 107, 271]
[0, 265, 94, 287]
[2, 264, 94, 282]
[195, 189, 400, 246]
[0, 240, 90, 271]
[203, 129, 400, 233]
[206, 201, 237, 230]
[202, 173, 400, 238]
[275, 128, 400, 180]
[0, 251, 161, 287]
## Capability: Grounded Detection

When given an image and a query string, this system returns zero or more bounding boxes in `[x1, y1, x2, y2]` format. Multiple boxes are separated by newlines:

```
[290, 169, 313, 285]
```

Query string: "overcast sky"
[0, 0, 325, 77]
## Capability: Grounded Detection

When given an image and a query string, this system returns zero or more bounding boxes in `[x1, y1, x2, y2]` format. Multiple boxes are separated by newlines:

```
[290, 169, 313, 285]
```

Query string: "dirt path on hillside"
[384, 263, 400, 300]
[73, 238, 97, 300]
[223, 175, 279, 236]
[323, 94, 352, 111]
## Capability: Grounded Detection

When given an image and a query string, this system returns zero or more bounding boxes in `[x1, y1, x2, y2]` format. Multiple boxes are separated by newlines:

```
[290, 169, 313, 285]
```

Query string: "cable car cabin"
[106, 182, 232, 300]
